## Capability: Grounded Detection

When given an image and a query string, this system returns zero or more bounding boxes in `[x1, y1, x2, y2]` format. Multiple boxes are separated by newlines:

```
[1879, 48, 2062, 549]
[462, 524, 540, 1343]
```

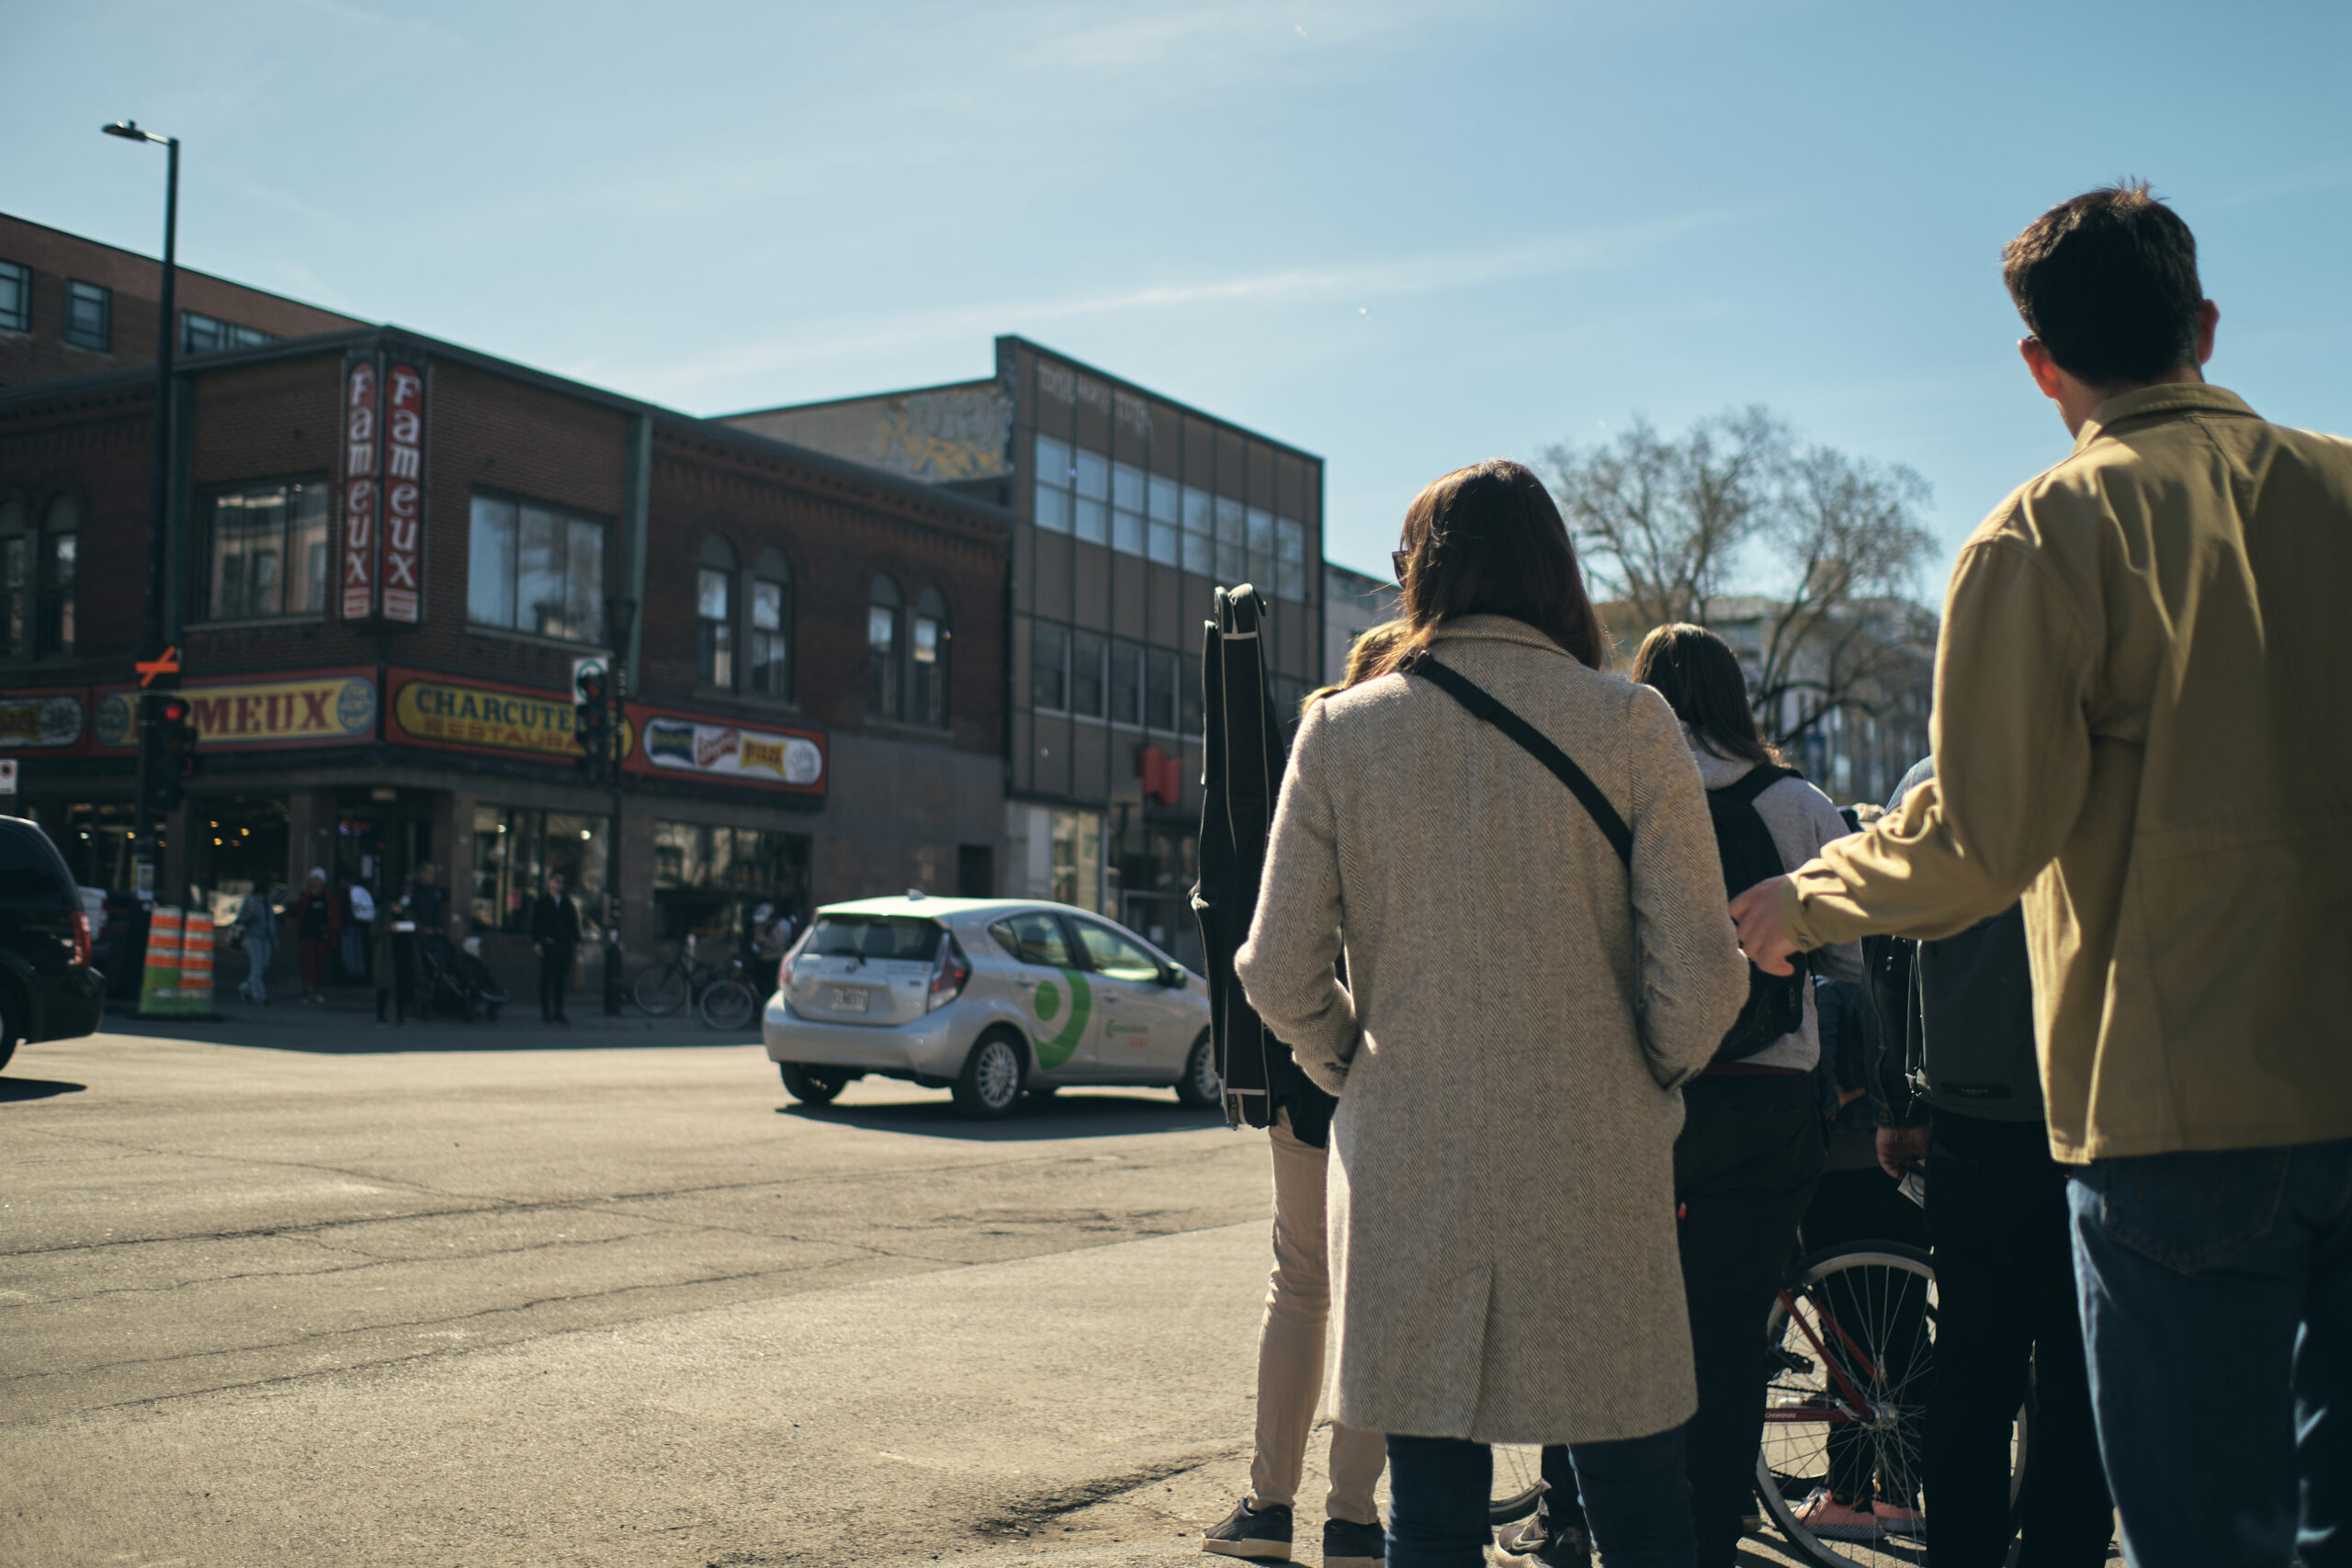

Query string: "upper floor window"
[0, 501, 27, 658]
[910, 587, 948, 728]
[1275, 517, 1306, 601]
[1108, 641, 1142, 726]
[200, 479, 330, 621]
[28, 495, 76, 657]
[1032, 621, 1069, 711]
[696, 536, 736, 688]
[1146, 475, 1180, 566]
[1181, 488, 1214, 576]
[866, 576, 903, 720]
[1034, 434, 1072, 534]
[0, 261, 28, 333]
[1071, 449, 1110, 546]
[749, 547, 792, 699]
[63, 281, 110, 352]
[1144, 649, 1178, 732]
[1214, 497, 1246, 583]
[182, 312, 277, 355]
[467, 491, 606, 643]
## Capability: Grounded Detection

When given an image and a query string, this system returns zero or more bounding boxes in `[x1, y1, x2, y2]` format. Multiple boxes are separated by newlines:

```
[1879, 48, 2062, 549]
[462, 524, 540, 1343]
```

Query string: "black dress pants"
[1540, 1070, 1824, 1566]
[1927, 1112, 2112, 1568]
[539, 942, 573, 1021]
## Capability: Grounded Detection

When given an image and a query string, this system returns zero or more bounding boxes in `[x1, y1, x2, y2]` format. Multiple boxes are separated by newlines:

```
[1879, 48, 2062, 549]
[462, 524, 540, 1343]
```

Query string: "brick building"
[727, 337, 1325, 967]
[0, 212, 365, 389]
[0, 324, 1009, 993]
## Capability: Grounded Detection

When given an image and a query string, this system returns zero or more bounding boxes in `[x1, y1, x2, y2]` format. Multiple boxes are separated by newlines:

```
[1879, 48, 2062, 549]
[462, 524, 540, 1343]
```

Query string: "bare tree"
[1542, 410, 1939, 757]
[1747, 445, 1938, 751]
[1539, 406, 1789, 630]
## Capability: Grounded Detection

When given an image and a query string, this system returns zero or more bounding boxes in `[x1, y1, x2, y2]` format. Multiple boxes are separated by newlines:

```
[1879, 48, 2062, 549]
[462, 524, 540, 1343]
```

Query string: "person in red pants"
[288, 868, 339, 1004]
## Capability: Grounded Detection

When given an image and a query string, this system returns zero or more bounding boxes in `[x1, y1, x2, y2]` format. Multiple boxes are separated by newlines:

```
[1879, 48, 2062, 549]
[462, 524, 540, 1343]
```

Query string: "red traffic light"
[576, 667, 609, 704]
[160, 697, 189, 725]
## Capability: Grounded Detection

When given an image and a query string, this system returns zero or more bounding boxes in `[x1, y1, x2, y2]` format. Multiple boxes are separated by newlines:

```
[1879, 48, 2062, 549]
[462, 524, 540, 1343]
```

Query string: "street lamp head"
[102, 119, 165, 145]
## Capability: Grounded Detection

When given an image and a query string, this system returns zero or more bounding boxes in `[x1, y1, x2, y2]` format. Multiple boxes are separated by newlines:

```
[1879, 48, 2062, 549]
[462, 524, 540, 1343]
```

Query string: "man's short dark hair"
[2002, 181, 2204, 388]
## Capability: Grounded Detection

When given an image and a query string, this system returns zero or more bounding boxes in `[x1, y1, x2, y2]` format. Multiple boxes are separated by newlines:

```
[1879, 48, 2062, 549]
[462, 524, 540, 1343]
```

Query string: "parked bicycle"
[631, 934, 763, 1031]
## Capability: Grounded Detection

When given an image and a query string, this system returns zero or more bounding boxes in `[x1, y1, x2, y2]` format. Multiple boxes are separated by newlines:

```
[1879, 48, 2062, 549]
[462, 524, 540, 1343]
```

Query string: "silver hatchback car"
[763, 894, 1219, 1118]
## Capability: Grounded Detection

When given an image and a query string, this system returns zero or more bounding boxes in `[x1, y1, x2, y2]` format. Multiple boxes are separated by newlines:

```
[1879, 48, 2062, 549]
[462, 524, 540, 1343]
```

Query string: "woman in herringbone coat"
[1235, 460, 1749, 1568]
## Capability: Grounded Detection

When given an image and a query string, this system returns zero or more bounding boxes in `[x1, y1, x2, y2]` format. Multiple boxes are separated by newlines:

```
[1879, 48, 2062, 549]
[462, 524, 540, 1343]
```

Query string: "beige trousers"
[1249, 1111, 1385, 1526]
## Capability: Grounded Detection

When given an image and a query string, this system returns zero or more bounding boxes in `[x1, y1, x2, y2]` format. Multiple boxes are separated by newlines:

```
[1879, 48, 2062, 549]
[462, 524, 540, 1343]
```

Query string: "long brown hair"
[1300, 618, 1408, 715]
[1630, 622, 1779, 766]
[1390, 459, 1609, 671]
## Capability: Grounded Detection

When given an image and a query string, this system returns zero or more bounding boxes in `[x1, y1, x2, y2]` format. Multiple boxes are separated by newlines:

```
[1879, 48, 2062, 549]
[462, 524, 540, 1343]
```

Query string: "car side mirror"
[1159, 964, 1186, 987]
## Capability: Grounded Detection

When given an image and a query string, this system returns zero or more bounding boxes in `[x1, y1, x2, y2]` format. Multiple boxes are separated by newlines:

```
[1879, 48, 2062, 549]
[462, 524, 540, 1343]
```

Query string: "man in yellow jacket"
[1733, 184, 2350, 1568]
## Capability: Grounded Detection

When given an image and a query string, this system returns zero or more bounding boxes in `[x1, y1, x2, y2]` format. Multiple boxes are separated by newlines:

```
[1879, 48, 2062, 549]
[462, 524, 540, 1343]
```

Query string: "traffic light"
[574, 664, 612, 784]
[151, 694, 199, 812]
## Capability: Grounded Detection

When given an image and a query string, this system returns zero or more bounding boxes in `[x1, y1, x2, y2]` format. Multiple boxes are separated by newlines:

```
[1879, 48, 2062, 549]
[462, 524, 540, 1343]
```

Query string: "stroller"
[417, 932, 509, 1021]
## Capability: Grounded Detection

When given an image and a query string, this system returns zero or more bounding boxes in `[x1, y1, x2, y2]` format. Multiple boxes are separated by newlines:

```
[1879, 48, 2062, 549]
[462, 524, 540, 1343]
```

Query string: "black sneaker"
[1323, 1514, 1385, 1566]
[1202, 1498, 1293, 1561]
[1495, 1507, 1592, 1567]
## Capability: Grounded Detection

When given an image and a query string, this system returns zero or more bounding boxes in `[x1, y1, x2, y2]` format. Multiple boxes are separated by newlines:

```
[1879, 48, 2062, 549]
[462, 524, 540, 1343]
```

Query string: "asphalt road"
[1, 1021, 1811, 1568]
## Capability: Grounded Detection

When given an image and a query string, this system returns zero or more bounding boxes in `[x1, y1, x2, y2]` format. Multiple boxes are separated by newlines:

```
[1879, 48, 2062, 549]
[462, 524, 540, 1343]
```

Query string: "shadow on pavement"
[778, 1091, 1223, 1142]
[99, 1006, 758, 1055]
[0, 1077, 88, 1102]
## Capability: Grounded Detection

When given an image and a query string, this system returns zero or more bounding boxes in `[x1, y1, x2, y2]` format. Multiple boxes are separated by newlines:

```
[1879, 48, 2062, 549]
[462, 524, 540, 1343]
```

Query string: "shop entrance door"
[334, 791, 434, 901]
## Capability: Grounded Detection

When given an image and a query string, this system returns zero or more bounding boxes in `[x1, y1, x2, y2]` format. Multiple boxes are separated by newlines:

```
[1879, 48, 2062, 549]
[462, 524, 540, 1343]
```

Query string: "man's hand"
[1729, 874, 1802, 976]
[1877, 1125, 1930, 1182]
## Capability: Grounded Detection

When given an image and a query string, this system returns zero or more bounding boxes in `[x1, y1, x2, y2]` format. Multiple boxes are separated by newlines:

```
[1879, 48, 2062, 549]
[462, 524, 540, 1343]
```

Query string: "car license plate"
[825, 987, 868, 1013]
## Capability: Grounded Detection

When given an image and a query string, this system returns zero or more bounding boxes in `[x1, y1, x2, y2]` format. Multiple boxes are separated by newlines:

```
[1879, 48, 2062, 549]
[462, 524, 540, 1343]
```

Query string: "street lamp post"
[103, 119, 180, 903]
[602, 596, 637, 1016]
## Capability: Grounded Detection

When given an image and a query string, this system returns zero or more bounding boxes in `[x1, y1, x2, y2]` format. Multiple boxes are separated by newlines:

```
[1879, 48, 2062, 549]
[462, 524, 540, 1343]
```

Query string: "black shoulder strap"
[1714, 762, 1796, 807]
[1406, 653, 1633, 866]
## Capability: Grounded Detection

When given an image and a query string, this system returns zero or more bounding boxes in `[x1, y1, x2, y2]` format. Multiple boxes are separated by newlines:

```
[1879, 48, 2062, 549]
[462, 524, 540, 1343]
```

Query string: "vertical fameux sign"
[340, 356, 380, 621]
[381, 360, 424, 624]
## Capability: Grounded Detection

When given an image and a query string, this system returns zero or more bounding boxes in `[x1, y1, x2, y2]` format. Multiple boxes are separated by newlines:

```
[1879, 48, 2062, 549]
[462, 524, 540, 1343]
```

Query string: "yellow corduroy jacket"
[1781, 383, 2352, 1163]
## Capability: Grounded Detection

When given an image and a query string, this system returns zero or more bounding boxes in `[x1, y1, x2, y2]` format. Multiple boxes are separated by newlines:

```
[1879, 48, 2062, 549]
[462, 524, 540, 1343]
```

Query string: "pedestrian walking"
[1237, 459, 1751, 1568]
[530, 873, 581, 1025]
[1510, 622, 1863, 1568]
[372, 892, 420, 1026]
[234, 885, 277, 1005]
[342, 874, 374, 983]
[1195, 610, 1402, 1568]
[288, 868, 339, 1004]
[1731, 183, 2352, 1568]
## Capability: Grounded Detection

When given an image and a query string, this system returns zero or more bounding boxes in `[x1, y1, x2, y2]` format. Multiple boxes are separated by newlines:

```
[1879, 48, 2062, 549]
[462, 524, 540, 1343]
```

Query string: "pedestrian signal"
[575, 664, 613, 783]
[151, 694, 200, 812]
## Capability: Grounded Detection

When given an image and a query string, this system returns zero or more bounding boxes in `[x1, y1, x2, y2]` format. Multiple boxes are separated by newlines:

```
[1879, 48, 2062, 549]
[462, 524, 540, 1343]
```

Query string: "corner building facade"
[726, 336, 1325, 968]
[0, 327, 1007, 994]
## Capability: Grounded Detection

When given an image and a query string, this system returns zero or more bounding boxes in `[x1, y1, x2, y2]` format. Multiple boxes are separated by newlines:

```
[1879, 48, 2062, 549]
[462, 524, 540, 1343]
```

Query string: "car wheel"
[1174, 1030, 1221, 1109]
[952, 1032, 1026, 1119]
[779, 1062, 849, 1105]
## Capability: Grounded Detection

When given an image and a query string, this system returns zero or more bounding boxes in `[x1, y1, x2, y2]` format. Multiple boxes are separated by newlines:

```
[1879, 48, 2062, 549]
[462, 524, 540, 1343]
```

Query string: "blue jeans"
[1386, 1428, 1695, 1568]
[2067, 1137, 2352, 1568]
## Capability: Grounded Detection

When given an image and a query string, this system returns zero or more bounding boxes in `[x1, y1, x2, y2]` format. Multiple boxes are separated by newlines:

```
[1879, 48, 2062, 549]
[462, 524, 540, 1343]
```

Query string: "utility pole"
[104, 119, 180, 905]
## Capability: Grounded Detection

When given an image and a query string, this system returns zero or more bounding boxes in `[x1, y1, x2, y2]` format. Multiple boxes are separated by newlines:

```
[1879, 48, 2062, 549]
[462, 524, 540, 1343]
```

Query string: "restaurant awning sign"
[0, 689, 88, 753]
[93, 670, 378, 752]
[389, 668, 631, 763]
[622, 705, 826, 795]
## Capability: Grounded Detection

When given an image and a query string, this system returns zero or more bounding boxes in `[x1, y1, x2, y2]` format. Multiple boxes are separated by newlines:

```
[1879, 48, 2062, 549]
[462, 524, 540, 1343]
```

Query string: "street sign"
[571, 655, 609, 698]
[136, 645, 182, 687]
[0, 758, 16, 795]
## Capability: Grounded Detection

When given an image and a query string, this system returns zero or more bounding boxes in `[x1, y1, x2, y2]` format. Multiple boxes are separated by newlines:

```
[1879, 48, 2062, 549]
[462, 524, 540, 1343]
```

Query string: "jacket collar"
[1426, 614, 1577, 657]
[2075, 382, 2256, 455]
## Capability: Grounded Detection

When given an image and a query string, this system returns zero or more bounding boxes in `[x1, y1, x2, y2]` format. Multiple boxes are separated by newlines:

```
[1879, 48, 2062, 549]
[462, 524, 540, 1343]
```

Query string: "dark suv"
[0, 817, 106, 1072]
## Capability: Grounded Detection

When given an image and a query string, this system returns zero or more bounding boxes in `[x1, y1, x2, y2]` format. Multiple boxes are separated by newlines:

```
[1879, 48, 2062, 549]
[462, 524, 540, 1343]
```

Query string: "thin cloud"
[589, 208, 1742, 407]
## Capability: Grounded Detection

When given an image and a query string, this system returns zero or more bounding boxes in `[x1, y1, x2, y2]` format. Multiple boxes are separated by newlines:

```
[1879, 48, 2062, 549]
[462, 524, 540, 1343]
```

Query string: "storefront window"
[1048, 808, 1102, 913]
[1109, 822, 1202, 972]
[51, 801, 138, 891]
[471, 804, 606, 932]
[188, 795, 292, 927]
[650, 820, 810, 946]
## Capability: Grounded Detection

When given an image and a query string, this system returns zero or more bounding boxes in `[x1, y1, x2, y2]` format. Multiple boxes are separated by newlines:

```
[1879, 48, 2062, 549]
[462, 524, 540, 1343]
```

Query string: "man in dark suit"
[530, 873, 582, 1025]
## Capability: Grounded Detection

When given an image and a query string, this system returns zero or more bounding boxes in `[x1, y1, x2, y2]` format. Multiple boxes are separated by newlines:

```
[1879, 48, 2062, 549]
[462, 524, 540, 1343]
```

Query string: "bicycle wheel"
[633, 962, 689, 1017]
[1488, 1443, 1546, 1527]
[697, 977, 758, 1032]
[1755, 1242, 2030, 1568]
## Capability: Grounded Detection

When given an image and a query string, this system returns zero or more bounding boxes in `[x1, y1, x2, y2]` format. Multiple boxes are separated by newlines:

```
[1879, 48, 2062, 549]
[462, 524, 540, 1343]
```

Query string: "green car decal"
[1030, 969, 1092, 1069]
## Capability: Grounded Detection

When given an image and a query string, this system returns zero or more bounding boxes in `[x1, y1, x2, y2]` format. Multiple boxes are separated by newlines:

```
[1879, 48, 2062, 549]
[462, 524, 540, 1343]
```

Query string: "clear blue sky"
[8, 0, 2348, 590]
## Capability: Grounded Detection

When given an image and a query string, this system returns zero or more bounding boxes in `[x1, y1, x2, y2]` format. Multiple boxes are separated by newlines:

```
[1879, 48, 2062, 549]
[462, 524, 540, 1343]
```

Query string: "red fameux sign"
[340, 358, 379, 621]
[381, 361, 424, 624]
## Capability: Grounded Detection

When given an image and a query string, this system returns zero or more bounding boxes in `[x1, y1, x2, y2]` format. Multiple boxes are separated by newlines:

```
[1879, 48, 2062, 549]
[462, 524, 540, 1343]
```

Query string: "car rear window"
[0, 822, 75, 908]
[806, 916, 944, 962]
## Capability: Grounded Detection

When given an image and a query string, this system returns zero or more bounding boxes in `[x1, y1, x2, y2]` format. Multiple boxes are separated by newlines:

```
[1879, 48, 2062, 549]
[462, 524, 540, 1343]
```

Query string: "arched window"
[696, 536, 736, 688]
[911, 587, 948, 728]
[749, 547, 791, 699]
[36, 494, 76, 658]
[866, 575, 902, 720]
[0, 499, 27, 660]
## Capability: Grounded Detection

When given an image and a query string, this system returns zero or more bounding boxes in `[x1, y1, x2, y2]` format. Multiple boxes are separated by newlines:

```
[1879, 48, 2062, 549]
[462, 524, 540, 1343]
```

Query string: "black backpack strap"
[1713, 762, 1797, 807]
[1406, 652, 1634, 866]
